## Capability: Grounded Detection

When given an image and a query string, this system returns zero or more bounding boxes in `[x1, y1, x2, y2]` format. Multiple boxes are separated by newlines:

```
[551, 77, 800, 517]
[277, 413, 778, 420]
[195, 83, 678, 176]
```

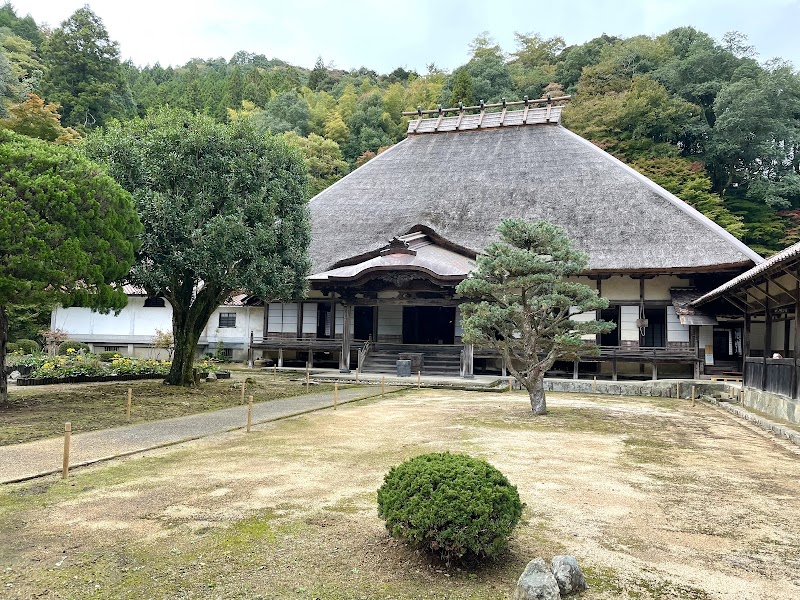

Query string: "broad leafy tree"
[0, 129, 139, 405]
[39, 6, 132, 128]
[0, 93, 80, 143]
[457, 220, 613, 415]
[84, 108, 311, 386]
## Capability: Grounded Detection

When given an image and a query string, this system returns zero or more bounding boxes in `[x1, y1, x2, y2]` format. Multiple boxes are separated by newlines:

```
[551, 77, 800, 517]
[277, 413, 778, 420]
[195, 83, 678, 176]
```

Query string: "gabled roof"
[309, 231, 475, 283]
[308, 114, 761, 275]
[692, 241, 800, 307]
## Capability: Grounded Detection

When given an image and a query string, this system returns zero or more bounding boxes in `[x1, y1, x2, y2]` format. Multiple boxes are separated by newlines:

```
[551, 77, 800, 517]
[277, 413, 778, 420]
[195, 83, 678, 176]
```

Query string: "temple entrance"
[402, 306, 456, 344]
[354, 306, 375, 341]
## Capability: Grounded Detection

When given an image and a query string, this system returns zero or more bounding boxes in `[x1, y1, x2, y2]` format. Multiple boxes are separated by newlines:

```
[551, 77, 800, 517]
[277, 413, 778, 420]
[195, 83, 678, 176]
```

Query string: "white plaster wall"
[645, 276, 691, 300]
[619, 305, 640, 342]
[203, 306, 256, 344]
[666, 306, 689, 343]
[771, 321, 785, 355]
[604, 276, 640, 301]
[377, 305, 402, 339]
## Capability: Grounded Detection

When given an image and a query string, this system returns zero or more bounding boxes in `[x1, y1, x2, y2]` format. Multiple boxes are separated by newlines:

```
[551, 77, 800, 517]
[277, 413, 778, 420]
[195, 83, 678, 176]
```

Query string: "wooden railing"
[357, 336, 373, 372]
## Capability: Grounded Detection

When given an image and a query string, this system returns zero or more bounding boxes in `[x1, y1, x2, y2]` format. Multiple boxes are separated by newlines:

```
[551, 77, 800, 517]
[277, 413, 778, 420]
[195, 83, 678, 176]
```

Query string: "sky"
[13, 0, 800, 72]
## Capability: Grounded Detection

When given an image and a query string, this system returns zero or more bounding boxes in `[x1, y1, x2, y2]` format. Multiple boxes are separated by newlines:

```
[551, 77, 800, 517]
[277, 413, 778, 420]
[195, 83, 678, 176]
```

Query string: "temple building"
[252, 99, 762, 378]
[53, 98, 763, 379]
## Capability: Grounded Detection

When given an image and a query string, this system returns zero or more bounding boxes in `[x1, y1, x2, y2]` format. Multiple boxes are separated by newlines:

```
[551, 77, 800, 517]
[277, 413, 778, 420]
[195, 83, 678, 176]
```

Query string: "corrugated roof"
[692, 241, 800, 306]
[308, 124, 762, 275]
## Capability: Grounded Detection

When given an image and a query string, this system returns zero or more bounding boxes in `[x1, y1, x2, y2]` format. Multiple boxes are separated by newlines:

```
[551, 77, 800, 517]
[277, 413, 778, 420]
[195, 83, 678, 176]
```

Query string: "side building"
[52, 99, 763, 378]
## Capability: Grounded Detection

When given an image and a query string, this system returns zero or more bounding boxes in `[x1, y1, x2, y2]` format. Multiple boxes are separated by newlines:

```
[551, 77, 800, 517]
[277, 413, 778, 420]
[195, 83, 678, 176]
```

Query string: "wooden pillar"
[340, 304, 352, 373]
[296, 302, 303, 339]
[763, 283, 771, 391]
[743, 308, 750, 387]
[277, 347, 283, 368]
[573, 359, 579, 380]
[501, 356, 507, 377]
[247, 330, 254, 368]
[595, 277, 602, 346]
[373, 305, 379, 342]
[794, 274, 800, 399]
[308, 347, 314, 368]
[330, 300, 336, 339]
[612, 351, 618, 381]
[463, 343, 474, 379]
[690, 326, 700, 379]
[652, 362, 658, 381]
[785, 317, 791, 358]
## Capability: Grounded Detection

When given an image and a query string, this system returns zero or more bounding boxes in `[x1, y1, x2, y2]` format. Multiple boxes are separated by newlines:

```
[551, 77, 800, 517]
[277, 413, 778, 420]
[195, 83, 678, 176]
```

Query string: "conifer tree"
[457, 220, 613, 415]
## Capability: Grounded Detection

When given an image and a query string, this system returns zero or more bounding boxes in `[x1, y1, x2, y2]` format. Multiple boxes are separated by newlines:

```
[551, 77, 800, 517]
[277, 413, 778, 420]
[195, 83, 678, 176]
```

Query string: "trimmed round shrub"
[98, 351, 121, 361]
[6, 342, 19, 354]
[14, 339, 40, 354]
[58, 341, 90, 355]
[377, 452, 523, 564]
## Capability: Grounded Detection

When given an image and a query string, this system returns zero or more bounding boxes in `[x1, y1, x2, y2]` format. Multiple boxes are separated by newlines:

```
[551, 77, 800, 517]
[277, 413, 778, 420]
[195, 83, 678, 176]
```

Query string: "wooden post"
[463, 343, 474, 379]
[508, 377, 513, 392]
[62, 422, 71, 479]
[277, 347, 283, 368]
[381, 375, 385, 396]
[334, 382, 338, 410]
[241, 380, 246, 403]
[417, 370, 421, 388]
[593, 376, 597, 394]
[126, 387, 132, 421]
[273, 365, 276, 382]
[306, 364, 310, 391]
[691, 385, 696, 407]
[246, 395, 253, 433]
[764, 284, 772, 391]
[677, 381, 680, 399]
[340, 303, 352, 373]
[573, 359, 579, 380]
[355, 368, 359, 384]
[652, 362, 658, 381]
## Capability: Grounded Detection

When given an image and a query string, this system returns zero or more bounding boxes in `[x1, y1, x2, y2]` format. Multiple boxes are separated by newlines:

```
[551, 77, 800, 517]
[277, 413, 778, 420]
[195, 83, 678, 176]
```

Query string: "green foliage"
[283, 131, 349, 196]
[376, 452, 522, 564]
[0, 128, 139, 312]
[446, 67, 474, 106]
[83, 107, 310, 386]
[0, 93, 80, 143]
[58, 341, 90, 355]
[5, 342, 16, 354]
[98, 351, 120, 361]
[457, 220, 613, 414]
[13, 338, 40, 354]
[39, 6, 132, 128]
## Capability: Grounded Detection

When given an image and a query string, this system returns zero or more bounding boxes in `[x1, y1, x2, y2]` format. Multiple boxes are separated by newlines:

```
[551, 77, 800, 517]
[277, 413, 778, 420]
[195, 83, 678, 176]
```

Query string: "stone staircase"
[360, 344, 463, 376]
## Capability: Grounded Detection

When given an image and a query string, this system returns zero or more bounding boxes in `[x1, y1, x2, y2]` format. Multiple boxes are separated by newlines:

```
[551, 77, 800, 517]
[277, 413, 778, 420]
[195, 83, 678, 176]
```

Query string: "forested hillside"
[2, 3, 799, 255]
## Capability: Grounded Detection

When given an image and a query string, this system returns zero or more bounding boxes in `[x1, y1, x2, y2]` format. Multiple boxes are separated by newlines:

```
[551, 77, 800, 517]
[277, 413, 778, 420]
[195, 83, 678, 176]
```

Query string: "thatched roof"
[309, 111, 761, 275]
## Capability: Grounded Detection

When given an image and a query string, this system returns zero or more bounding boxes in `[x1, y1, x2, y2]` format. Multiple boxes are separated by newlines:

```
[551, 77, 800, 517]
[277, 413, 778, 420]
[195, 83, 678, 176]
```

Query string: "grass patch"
[1, 371, 348, 445]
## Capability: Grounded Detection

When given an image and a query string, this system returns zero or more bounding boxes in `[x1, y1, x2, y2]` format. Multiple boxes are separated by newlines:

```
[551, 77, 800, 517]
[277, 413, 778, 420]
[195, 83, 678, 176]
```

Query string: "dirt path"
[0, 390, 798, 599]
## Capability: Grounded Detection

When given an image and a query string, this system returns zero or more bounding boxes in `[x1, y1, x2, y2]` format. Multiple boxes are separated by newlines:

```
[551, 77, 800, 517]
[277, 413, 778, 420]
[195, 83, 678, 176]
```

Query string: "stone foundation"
[741, 388, 799, 425]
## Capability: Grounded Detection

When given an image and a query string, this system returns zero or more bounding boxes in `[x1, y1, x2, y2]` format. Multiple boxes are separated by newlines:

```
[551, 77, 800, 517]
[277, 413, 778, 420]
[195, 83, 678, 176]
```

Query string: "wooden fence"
[744, 357, 798, 398]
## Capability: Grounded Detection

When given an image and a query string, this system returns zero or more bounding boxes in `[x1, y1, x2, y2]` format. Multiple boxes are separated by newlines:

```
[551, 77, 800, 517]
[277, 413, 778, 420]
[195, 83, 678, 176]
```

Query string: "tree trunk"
[164, 290, 223, 386]
[0, 305, 7, 407]
[528, 375, 546, 415]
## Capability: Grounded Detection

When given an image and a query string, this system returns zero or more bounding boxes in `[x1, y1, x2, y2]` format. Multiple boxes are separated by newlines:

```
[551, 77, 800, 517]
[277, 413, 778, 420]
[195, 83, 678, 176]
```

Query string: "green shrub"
[58, 341, 90, 355]
[6, 342, 19, 354]
[376, 452, 523, 564]
[13, 339, 40, 354]
[98, 351, 121, 361]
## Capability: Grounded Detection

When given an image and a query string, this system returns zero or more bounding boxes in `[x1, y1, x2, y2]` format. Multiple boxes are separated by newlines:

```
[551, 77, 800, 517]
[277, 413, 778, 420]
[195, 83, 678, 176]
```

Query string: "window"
[218, 312, 236, 328]
[103, 346, 123, 352]
[143, 297, 165, 307]
[222, 348, 234, 359]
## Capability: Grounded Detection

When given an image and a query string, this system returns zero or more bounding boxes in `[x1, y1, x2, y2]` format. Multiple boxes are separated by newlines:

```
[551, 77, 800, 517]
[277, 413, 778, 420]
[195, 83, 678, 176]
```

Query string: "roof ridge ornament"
[380, 237, 417, 256]
[404, 95, 571, 135]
